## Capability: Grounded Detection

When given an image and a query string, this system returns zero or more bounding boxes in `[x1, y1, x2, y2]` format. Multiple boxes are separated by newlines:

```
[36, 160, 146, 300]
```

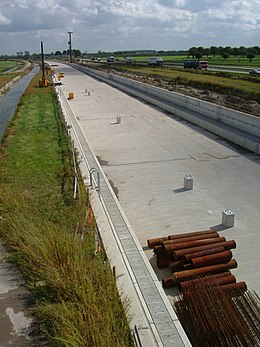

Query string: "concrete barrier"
[73, 64, 260, 155]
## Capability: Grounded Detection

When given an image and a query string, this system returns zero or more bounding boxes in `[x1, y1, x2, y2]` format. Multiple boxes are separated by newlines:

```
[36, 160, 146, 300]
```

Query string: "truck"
[147, 57, 163, 66]
[124, 57, 133, 63]
[183, 60, 208, 70]
[107, 56, 115, 62]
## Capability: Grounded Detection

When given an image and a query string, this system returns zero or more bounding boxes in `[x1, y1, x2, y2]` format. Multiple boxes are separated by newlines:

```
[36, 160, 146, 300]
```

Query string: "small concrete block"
[222, 209, 235, 227]
[184, 175, 193, 190]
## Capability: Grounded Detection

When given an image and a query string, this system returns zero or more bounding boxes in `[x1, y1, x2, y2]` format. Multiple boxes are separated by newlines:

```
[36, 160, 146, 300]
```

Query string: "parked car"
[249, 68, 260, 75]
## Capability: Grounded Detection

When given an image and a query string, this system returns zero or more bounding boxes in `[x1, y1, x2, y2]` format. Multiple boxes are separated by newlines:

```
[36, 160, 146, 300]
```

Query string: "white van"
[147, 57, 163, 66]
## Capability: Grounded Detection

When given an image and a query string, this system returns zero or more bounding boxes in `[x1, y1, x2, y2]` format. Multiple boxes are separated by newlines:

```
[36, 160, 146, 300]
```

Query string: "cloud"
[0, 0, 259, 55]
[0, 12, 11, 25]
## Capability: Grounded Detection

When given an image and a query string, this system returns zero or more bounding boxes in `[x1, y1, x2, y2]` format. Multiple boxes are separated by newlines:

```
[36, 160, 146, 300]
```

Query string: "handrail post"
[89, 167, 100, 191]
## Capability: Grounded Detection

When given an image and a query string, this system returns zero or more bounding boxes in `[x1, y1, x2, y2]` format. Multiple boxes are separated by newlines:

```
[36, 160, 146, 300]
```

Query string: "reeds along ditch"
[0, 72, 134, 346]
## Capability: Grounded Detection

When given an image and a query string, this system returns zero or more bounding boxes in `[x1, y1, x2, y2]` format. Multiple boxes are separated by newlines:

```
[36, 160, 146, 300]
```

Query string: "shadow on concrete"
[173, 187, 187, 193]
[210, 224, 229, 231]
[147, 251, 181, 298]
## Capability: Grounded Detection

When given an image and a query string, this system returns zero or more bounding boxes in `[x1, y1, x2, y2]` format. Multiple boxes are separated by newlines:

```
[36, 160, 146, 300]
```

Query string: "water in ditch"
[0, 66, 39, 137]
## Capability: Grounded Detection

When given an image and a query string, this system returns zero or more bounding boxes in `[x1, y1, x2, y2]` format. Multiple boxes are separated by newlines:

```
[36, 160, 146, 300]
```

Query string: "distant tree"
[197, 46, 204, 53]
[204, 48, 210, 57]
[218, 46, 224, 55]
[195, 51, 203, 60]
[232, 47, 240, 57]
[248, 47, 257, 56]
[250, 46, 260, 55]
[222, 52, 229, 60]
[224, 46, 232, 54]
[247, 52, 255, 62]
[62, 50, 67, 55]
[55, 51, 61, 56]
[210, 46, 218, 57]
[188, 47, 197, 58]
[239, 46, 247, 57]
[72, 49, 81, 57]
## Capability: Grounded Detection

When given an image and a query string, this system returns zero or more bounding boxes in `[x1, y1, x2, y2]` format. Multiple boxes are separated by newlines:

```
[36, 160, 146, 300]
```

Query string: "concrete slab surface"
[56, 63, 260, 297]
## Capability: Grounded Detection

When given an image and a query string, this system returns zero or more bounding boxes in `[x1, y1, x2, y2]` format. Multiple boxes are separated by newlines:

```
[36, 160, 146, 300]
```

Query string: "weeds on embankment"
[108, 65, 260, 102]
[0, 72, 133, 346]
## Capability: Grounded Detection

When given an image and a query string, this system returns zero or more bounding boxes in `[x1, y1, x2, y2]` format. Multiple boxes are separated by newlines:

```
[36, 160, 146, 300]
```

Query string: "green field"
[0, 72, 133, 346]
[0, 60, 27, 89]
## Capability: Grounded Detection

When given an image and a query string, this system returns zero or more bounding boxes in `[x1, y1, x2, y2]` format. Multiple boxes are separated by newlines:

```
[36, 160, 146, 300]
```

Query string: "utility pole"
[41, 41, 45, 79]
[68, 31, 73, 63]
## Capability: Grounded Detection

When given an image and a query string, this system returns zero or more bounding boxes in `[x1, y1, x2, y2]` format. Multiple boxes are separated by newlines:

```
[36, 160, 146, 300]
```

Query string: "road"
[54, 62, 260, 345]
[56, 62, 260, 292]
[80, 58, 252, 74]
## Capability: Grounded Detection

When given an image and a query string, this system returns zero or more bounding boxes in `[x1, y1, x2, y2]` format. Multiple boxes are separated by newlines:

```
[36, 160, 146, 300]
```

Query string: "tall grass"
[0, 73, 133, 346]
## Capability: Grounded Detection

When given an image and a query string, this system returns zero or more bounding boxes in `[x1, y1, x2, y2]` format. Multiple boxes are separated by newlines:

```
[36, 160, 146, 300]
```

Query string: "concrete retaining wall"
[75, 64, 260, 155]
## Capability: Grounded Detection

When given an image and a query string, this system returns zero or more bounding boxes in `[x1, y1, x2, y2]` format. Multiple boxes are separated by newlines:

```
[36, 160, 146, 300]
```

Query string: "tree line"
[41, 46, 260, 62]
[54, 49, 82, 58]
[188, 46, 259, 62]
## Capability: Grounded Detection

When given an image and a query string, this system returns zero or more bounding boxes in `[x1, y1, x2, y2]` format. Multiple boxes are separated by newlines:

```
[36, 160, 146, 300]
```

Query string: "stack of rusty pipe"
[147, 229, 242, 291]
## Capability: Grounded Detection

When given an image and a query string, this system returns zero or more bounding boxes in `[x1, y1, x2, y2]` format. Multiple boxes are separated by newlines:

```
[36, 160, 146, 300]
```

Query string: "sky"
[0, 0, 259, 55]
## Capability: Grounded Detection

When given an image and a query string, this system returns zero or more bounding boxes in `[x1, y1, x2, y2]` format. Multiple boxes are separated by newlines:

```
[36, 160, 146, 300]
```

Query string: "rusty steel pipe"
[183, 263, 192, 270]
[216, 281, 247, 295]
[154, 245, 166, 255]
[169, 260, 185, 272]
[162, 276, 178, 289]
[156, 254, 169, 269]
[180, 274, 236, 291]
[163, 232, 219, 245]
[173, 259, 237, 283]
[168, 229, 216, 240]
[164, 237, 226, 254]
[147, 236, 168, 248]
[179, 271, 232, 289]
[212, 275, 236, 286]
[184, 247, 225, 261]
[174, 240, 236, 260]
[190, 250, 232, 268]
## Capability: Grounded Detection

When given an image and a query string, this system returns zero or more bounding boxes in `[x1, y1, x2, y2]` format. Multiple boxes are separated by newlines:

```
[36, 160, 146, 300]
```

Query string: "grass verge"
[0, 72, 133, 346]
